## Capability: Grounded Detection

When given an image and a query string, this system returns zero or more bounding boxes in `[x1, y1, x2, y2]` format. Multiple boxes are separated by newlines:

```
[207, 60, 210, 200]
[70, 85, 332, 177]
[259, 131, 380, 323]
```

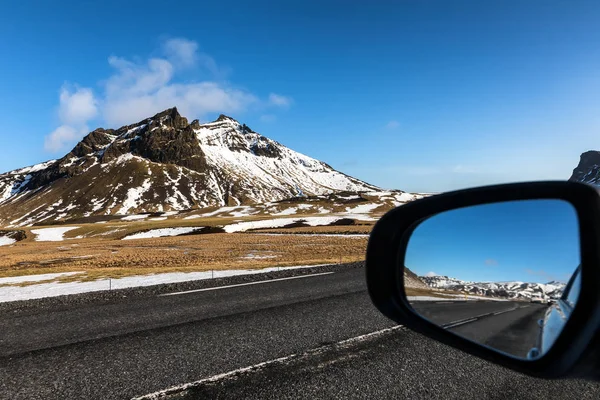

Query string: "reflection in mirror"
[404, 200, 580, 359]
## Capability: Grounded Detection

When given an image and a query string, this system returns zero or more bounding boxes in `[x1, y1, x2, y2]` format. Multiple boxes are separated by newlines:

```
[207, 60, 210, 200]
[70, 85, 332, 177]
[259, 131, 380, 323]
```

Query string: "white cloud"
[45, 125, 90, 152]
[106, 56, 174, 98]
[104, 81, 257, 127]
[58, 86, 98, 125]
[44, 86, 98, 152]
[101, 40, 258, 126]
[268, 93, 293, 108]
[45, 38, 270, 151]
[163, 38, 198, 67]
[260, 114, 276, 122]
[386, 120, 400, 129]
[425, 271, 438, 277]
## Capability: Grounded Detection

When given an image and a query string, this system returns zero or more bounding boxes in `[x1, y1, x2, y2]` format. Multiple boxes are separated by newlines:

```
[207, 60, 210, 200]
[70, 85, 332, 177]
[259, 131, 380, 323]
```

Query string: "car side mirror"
[366, 181, 600, 379]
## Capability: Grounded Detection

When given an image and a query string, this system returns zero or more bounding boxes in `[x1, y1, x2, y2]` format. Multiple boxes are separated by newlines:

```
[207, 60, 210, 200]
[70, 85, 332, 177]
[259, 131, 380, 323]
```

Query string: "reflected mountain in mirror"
[403, 199, 580, 359]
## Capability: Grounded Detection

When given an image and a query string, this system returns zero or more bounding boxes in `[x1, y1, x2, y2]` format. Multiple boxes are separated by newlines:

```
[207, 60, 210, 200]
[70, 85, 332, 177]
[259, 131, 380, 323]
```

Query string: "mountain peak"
[0, 109, 380, 225]
[215, 114, 237, 123]
[153, 107, 181, 120]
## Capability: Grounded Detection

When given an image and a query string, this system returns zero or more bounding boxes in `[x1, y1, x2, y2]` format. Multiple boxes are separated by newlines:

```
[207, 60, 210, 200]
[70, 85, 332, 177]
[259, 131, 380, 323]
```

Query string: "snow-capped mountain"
[569, 150, 600, 186]
[0, 108, 402, 227]
[419, 275, 566, 300]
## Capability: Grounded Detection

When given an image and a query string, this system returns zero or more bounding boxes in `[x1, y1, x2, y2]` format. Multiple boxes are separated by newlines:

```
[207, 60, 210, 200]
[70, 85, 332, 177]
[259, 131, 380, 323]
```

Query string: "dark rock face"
[70, 129, 115, 158]
[0, 230, 26, 241]
[25, 163, 65, 189]
[190, 119, 201, 130]
[132, 126, 207, 172]
[569, 151, 600, 186]
[95, 108, 208, 172]
[216, 114, 234, 122]
[250, 137, 282, 158]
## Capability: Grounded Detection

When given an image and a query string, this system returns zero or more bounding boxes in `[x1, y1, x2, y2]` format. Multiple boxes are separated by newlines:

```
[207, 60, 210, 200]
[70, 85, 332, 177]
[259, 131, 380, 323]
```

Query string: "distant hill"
[419, 274, 566, 300]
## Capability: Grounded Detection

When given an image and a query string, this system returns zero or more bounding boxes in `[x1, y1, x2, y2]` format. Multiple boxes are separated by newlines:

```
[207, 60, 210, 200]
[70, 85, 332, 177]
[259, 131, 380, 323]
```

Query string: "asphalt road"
[410, 300, 548, 357]
[0, 266, 597, 400]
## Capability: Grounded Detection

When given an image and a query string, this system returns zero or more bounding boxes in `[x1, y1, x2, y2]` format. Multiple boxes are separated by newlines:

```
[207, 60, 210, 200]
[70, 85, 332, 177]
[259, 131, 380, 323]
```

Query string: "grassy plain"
[0, 224, 371, 282]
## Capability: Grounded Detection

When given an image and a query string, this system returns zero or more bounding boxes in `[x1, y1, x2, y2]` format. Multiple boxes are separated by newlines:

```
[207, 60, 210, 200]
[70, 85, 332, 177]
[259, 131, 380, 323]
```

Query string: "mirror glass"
[404, 199, 580, 359]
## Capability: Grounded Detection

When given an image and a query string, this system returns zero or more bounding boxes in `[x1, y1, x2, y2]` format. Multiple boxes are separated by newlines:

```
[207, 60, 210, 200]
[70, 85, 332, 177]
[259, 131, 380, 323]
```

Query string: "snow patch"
[341, 214, 377, 222]
[0, 264, 331, 302]
[241, 253, 278, 259]
[121, 214, 149, 221]
[0, 237, 16, 246]
[12, 160, 56, 175]
[117, 178, 152, 214]
[123, 227, 204, 240]
[345, 203, 380, 214]
[273, 207, 298, 216]
[0, 272, 84, 285]
[257, 233, 368, 238]
[223, 216, 342, 233]
[407, 295, 510, 302]
[31, 227, 79, 242]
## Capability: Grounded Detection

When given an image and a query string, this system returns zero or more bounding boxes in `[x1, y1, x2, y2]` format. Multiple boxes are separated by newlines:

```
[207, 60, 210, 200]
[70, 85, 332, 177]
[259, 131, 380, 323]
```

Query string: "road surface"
[410, 300, 547, 357]
[0, 266, 597, 399]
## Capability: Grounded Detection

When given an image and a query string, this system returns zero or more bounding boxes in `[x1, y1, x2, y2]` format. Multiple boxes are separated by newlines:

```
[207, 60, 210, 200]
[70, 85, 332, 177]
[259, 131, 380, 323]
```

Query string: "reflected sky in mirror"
[406, 200, 579, 284]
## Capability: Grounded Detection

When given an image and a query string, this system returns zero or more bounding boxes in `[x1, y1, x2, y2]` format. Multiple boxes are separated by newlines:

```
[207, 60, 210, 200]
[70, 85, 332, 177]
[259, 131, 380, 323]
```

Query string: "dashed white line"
[493, 307, 519, 316]
[443, 306, 521, 329]
[159, 272, 335, 296]
[131, 325, 405, 400]
[443, 318, 478, 328]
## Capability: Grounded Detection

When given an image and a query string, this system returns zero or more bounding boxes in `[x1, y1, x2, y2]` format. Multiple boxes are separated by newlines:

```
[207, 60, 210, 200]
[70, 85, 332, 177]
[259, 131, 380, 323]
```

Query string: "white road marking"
[443, 305, 520, 329]
[443, 318, 478, 328]
[159, 272, 335, 296]
[493, 307, 519, 316]
[132, 325, 405, 400]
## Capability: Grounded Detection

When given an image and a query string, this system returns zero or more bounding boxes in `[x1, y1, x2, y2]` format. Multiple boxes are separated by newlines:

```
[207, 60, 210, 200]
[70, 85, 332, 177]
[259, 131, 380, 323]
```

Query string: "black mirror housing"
[366, 181, 600, 379]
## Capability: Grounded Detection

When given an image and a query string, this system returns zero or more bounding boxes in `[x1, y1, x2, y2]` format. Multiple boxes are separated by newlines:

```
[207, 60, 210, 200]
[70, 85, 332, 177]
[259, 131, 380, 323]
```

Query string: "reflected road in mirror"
[403, 199, 580, 359]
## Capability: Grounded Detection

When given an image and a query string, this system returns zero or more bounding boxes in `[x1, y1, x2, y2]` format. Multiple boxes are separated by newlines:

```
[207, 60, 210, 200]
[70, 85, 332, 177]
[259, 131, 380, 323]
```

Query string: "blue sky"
[1, 1, 600, 192]
[405, 199, 580, 283]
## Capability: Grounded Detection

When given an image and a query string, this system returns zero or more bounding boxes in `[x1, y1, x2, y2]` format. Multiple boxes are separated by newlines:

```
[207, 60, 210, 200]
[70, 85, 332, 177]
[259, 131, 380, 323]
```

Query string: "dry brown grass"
[0, 232, 367, 280]
[255, 225, 374, 234]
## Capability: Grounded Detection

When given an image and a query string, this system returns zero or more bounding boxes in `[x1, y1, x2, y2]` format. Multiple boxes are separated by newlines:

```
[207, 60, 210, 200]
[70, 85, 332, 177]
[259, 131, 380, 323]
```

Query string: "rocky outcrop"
[404, 268, 429, 289]
[0, 230, 26, 242]
[569, 151, 600, 186]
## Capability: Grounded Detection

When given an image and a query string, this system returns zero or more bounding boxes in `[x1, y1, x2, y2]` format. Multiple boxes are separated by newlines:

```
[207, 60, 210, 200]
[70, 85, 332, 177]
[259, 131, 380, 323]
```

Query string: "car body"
[529, 266, 581, 358]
